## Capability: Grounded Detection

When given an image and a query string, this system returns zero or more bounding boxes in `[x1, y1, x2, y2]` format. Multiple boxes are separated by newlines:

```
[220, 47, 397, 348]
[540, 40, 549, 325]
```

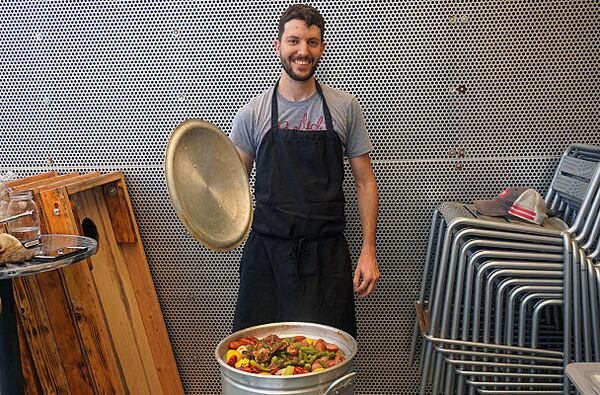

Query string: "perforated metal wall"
[1, 1, 598, 393]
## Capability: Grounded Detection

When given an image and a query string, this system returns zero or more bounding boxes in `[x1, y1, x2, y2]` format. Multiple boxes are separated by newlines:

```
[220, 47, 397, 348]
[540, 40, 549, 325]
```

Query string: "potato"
[0, 233, 36, 264]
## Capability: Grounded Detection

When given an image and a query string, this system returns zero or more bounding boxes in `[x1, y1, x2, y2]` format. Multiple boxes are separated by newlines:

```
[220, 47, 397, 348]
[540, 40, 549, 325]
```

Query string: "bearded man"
[229, 4, 379, 338]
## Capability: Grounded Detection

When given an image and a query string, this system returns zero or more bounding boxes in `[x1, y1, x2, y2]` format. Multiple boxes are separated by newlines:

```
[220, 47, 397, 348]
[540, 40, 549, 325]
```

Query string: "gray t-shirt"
[230, 83, 373, 159]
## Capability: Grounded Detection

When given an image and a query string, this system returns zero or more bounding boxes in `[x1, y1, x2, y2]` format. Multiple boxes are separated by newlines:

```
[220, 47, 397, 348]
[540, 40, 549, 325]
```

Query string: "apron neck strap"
[271, 79, 335, 131]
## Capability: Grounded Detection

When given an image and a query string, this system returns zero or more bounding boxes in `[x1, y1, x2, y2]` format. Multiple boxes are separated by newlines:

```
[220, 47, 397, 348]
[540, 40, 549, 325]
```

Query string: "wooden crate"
[6, 171, 183, 394]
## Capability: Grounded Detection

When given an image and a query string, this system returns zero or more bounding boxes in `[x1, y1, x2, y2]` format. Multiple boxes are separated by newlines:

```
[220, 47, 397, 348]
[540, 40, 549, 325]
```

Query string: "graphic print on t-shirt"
[277, 112, 336, 131]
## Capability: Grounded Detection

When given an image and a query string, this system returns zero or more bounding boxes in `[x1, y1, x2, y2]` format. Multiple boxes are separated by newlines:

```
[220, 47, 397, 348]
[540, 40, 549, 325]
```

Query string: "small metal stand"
[0, 234, 97, 280]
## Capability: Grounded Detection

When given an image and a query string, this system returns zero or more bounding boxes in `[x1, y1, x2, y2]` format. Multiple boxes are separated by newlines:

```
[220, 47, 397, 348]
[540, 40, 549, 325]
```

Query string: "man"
[229, 4, 379, 338]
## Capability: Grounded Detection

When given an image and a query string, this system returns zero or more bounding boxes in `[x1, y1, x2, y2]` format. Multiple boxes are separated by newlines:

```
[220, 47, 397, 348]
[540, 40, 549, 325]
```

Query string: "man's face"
[275, 19, 325, 81]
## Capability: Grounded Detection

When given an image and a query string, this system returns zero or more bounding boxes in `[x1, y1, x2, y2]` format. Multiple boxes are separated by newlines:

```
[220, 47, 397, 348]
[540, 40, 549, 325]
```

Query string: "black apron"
[233, 81, 356, 338]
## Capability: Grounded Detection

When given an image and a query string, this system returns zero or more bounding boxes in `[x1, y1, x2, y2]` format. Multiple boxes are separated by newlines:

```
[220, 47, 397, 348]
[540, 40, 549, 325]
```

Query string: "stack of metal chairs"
[412, 144, 600, 394]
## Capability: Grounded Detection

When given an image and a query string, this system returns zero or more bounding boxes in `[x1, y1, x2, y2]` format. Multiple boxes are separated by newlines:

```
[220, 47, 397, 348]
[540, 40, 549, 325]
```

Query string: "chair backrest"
[550, 156, 599, 203]
[569, 144, 600, 161]
[546, 155, 600, 234]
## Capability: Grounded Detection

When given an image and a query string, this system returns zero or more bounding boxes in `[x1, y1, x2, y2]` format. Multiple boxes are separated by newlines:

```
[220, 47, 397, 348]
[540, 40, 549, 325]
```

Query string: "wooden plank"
[13, 276, 71, 394]
[37, 172, 102, 193]
[4, 171, 58, 189]
[35, 271, 94, 394]
[108, 174, 184, 394]
[38, 187, 126, 394]
[102, 181, 137, 243]
[8, 173, 96, 394]
[16, 296, 43, 395]
[11, 173, 79, 192]
[74, 188, 161, 394]
[65, 173, 123, 195]
[7, 173, 77, 394]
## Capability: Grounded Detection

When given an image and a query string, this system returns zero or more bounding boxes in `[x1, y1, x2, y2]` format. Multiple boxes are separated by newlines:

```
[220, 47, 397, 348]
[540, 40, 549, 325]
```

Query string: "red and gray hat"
[473, 187, 548, 225]
[508, 189, 548, 225]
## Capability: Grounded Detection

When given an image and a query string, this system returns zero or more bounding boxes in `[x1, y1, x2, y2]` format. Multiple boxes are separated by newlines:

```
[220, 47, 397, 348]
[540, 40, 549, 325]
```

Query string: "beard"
[280, 55, 321, 81]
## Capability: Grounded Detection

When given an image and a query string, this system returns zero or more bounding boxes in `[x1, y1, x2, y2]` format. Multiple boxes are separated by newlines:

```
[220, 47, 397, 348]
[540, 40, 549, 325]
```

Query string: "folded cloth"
[0, 233, 36, 265]
[474, 187, 548, 225]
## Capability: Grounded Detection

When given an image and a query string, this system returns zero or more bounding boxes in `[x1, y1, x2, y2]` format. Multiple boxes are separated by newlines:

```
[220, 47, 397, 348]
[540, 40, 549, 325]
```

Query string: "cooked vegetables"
[224, 334, 346, 375]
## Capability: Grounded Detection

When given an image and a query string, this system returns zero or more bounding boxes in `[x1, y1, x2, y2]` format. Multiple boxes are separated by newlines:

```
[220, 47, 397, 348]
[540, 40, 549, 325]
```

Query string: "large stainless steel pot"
[215, 322, 357, 395]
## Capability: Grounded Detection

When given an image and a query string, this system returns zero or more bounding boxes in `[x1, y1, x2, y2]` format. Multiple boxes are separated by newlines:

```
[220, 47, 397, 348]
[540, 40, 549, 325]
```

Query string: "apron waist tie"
[288, 238, 307, 294]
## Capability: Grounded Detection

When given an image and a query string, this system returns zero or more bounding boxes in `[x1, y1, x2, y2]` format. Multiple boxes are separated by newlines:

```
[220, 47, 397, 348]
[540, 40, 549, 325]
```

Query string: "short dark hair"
[278, 4, 325, 41]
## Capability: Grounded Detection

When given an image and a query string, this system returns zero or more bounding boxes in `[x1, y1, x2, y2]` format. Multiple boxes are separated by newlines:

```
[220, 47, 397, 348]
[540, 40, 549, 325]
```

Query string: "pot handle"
[324, 371, 356, 395]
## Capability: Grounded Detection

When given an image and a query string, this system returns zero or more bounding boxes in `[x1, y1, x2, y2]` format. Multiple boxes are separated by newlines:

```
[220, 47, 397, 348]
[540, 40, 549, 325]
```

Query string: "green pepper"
[250, 360, 270, 372]
[284, 365, 295, 375]
[299, 346, 318, 354]
[308, 351, 333, 364]
[318, 359, 328, 368]
[275, 351, 286, 360]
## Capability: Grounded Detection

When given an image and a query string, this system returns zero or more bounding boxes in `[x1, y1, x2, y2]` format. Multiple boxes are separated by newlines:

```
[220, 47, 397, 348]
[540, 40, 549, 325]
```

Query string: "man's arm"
[349, 153, 380, 298]
[236, 148, 254, 178]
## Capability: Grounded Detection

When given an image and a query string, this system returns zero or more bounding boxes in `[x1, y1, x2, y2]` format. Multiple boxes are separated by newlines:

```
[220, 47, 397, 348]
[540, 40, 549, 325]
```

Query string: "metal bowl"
[215, 322, 357, 395]
[164, 119, 252, 252]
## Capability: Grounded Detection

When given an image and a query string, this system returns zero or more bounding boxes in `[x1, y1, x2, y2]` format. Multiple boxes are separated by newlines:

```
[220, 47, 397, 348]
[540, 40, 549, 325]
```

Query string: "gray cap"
[473, 187, 529, 217]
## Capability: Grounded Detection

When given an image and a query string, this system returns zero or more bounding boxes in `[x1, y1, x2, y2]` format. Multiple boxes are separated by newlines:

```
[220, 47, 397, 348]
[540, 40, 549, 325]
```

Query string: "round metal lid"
[164, 119, 252, 252]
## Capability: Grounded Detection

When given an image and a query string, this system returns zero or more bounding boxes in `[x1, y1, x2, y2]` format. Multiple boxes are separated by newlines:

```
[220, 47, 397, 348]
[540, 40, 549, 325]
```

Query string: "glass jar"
[0, 182, 10, 221]
[5, 190, 41, 246]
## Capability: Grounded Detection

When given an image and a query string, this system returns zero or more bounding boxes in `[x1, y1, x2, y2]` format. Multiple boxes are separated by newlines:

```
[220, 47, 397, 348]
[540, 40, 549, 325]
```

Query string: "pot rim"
[215, 321, 357, 380]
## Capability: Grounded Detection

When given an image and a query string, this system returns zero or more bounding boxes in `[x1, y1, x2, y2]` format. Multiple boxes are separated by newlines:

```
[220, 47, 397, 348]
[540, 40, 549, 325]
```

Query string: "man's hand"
[349, 153, 379, 298]
[353, 247, 380, 298]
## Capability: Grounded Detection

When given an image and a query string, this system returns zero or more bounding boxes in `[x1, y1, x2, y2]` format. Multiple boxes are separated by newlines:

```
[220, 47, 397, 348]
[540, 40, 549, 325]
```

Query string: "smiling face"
[275, 19, 325, 82]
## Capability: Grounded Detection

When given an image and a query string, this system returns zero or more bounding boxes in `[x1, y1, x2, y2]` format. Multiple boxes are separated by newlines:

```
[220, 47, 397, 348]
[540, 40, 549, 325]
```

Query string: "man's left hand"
[353, 249, 380, 298]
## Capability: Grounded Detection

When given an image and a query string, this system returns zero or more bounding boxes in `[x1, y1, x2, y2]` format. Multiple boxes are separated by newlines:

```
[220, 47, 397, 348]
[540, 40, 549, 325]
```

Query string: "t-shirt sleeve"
[345, 97, 373, 158]
[229, 103, 256, 157]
